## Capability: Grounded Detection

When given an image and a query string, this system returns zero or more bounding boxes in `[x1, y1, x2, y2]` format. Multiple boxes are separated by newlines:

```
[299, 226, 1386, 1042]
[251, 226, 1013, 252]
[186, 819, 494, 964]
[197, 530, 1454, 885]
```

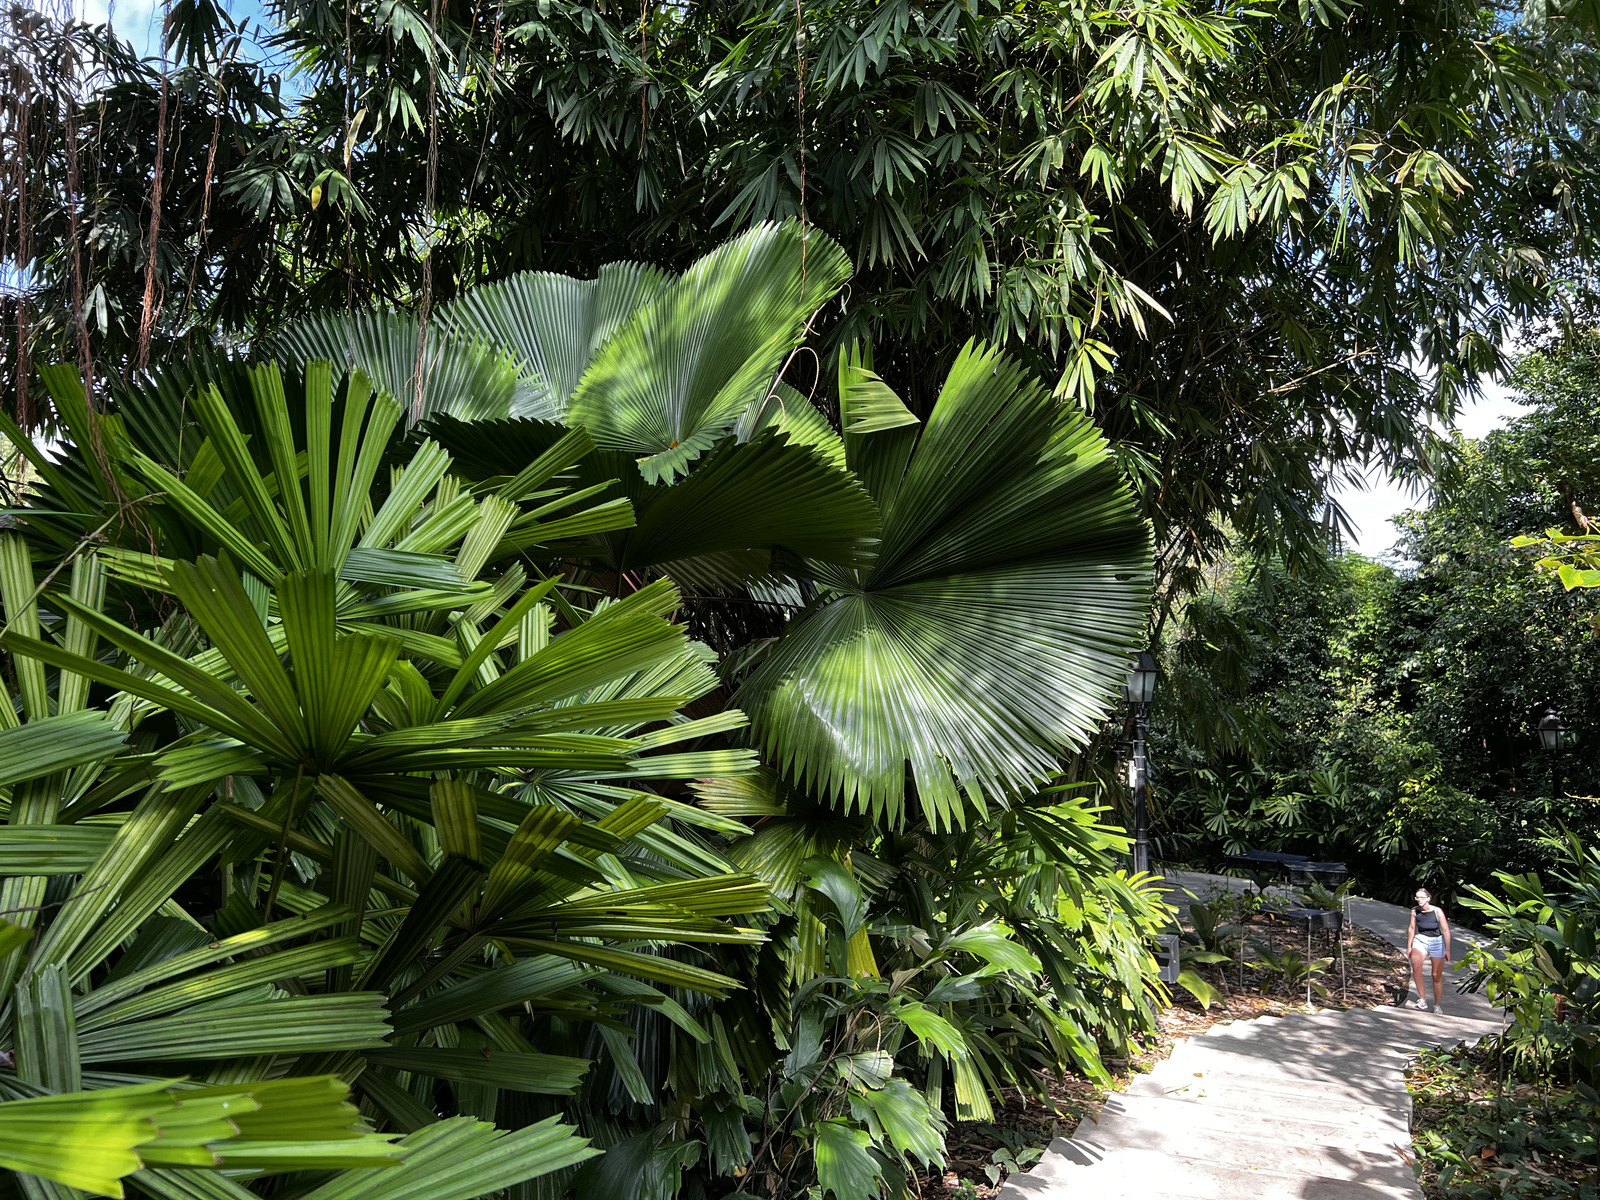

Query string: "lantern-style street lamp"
[1538, 708, 1566, 752]
[1538, 708, 1568, 816]
[1124, 651, 1159, 874]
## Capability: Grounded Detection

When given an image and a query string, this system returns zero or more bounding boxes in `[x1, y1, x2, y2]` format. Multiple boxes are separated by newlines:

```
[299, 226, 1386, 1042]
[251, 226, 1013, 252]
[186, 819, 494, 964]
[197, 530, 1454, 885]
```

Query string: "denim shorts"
[1412, 934, 1445, 959]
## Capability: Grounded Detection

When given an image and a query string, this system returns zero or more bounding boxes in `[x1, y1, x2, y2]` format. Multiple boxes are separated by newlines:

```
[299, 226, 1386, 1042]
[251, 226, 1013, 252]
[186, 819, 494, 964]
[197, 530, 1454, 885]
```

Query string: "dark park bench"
[1222, 848, 1350, 888]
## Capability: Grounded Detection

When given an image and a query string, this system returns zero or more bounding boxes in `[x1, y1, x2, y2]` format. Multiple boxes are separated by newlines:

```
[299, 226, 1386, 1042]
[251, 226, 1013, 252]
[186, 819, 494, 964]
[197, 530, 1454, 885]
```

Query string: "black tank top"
[1414, 906, 1441, 935]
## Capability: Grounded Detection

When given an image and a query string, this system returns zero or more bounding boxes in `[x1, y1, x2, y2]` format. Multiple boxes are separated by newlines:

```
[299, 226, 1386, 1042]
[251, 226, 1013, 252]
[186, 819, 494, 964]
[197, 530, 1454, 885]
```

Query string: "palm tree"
[0, 361, 770, 1197]
[299, 224, 1155, 830]
[3, 226, 1161, 1199]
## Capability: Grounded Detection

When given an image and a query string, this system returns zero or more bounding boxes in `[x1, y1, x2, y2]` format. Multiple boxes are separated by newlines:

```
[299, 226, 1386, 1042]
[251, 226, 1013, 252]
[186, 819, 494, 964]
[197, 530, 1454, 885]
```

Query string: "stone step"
[1190, 1009, 1492, 1051]
[1159, 1044, 1416, 1086]
[1173, 1035, 1419, 1070]
[999, 1145, 1418, 1200]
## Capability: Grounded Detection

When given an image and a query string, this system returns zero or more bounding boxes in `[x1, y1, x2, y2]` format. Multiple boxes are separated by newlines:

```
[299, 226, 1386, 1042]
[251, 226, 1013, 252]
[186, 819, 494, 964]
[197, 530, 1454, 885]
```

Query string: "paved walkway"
[999, 871, 1503, 1200]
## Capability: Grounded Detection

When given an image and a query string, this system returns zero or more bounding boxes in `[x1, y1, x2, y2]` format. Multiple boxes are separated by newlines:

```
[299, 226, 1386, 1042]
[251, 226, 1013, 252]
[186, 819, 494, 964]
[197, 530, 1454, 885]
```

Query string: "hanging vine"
[411, 0, 442, 422]
[135, 0, 175, 370]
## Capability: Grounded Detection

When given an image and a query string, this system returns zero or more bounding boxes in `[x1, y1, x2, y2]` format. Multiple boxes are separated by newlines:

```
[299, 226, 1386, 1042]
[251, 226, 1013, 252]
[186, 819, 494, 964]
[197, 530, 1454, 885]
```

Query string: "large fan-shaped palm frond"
[274, 310, 519, 423]
[736, 340, 1154, 830]
[442, 262, 672, 420]
[563, 222, 851, 482]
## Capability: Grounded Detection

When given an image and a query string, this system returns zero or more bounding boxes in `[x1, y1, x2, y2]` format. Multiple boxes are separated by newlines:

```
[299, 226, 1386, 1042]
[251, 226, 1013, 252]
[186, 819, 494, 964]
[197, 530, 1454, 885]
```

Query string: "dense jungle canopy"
[0, 0, 1598, 1196]
[6, 0, 1600, 591]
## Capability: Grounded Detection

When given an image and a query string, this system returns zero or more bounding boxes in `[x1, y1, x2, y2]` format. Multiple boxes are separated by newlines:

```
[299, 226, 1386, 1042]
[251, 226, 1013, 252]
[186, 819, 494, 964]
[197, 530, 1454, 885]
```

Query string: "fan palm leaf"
[736, 340, 1154, 830]
[558, 223, 850, 482]
[274, 310, 520, 424]
[441, 261, 672, 420]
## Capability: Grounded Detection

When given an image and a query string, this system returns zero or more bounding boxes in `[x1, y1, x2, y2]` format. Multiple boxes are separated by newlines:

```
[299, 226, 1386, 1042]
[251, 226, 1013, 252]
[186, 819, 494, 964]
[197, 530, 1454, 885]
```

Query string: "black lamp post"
[1124, 651, 1159, 875]
[1538, 708, 1567, 816]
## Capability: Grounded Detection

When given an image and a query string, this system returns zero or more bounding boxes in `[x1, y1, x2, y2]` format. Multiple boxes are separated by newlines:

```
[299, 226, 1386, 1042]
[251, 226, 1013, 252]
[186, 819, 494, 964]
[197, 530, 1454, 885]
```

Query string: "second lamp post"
[1538, 708, 1568, 817]
[1125, 651, 1159, 875]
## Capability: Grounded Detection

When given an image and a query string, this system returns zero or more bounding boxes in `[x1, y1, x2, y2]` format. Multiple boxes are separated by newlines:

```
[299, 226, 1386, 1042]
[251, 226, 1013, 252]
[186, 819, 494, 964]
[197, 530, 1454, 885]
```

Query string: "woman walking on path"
[1407, 887, 1453, 1013]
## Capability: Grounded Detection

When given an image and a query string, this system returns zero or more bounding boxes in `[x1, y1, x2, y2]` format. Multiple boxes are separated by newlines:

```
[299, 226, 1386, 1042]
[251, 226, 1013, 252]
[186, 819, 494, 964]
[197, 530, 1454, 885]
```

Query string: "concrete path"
[999, 871, 1503, 1200]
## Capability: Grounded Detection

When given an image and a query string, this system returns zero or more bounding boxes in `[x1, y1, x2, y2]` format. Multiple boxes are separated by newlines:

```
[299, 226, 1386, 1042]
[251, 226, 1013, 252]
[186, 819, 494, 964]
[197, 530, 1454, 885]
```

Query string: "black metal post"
[1133, 703, 1150, 875]
[1548, 749, 1556, 818]
[1555, 749, 1564, 821]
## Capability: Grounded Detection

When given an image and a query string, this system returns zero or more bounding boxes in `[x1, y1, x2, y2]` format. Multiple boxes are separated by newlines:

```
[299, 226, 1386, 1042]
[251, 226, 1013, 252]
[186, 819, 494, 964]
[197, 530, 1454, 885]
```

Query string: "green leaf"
[611, 432, 879, 582]
[363, 1048, 590, 1095]
[813, 1119, 883, 1200]
[275, 312, 520, 424]
[1176, 968, 1221, 1010]
[77, 905, 357, 1018]
[317, 774, 433, 883]
[0, 825, 118, 874]
[894, 1002, 967, 1058]
[942, 925, 1040, 975]
[75, 993, 392, 1063]
[429, 778, 482, 864]
[564, 222, 851, 479]
[297, 1116, 599, 1200]
[358, 855, 485, 991]
[389, 957, 597, 1036]
[77, 939, 369, 1033]
[340, 547, 467, 589]
[0, 1081, 173, 1195]
[801, 857, 868, 939]
[739, 339, 1154, 830]
[0, 917, 34, 960]
[445, 261, 672, 420]
[838, 341, 919, 434]
[850, 1078, 944, 1166]
[0, 712, 127, 786]
[279, 570, 402, 765]
[501, 940, 744, 997]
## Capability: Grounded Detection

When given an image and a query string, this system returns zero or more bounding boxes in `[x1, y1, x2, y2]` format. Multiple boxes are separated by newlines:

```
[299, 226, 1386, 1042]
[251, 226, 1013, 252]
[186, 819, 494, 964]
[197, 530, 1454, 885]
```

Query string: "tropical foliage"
[6, 0, 1599, 602]
[0, 354, 777, 1197]
[1147, 338, 1600, 901]
[1406, 831, 1600, 1199]
[0, 223, 1163, 1198]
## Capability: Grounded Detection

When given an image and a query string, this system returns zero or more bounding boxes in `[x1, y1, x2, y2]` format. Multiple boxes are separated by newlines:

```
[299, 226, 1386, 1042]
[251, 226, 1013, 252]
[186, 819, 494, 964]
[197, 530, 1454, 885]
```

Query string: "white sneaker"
[1412, 998, 1429, 1010]
[1433, 1005, 1443, 1015]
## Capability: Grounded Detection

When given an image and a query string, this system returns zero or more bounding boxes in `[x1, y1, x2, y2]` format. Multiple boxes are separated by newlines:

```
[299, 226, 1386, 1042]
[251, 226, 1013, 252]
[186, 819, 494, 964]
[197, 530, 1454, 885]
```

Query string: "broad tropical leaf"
[275, 309, 520, 423]
[443, 261, 672, 420]
[738, 340, 1154, 829]
[560, 222, 850, 481]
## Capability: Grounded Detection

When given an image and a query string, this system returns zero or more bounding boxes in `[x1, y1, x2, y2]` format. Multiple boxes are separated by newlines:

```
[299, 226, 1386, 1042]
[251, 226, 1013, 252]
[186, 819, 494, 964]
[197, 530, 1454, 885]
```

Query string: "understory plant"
[1409, 1044, 1600, 1200]
[1461, 831, 1600, 1098]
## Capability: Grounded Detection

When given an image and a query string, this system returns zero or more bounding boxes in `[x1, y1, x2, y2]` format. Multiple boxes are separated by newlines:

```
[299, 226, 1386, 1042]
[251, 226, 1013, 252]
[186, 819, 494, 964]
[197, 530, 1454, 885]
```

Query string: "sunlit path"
[1000, 872, 1503, 1200]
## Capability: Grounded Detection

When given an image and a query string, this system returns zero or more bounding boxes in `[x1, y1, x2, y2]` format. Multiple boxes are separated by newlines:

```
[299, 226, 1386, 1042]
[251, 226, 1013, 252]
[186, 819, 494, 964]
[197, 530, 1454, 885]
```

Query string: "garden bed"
[1407, 1043, 1600, 1199]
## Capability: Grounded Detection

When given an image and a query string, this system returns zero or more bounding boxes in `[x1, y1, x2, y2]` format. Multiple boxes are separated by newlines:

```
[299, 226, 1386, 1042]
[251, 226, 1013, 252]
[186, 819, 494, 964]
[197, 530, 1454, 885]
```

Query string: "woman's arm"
[1438, 909, 1451, 958]
[1407, 911, 1416, 941]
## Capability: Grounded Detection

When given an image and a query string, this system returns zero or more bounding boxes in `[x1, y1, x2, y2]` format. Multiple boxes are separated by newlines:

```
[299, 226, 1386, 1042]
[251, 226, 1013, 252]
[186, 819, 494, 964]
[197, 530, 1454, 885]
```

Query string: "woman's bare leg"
[1431, 956, 1445, 1006]
[1409, 947, 1428, 1004]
